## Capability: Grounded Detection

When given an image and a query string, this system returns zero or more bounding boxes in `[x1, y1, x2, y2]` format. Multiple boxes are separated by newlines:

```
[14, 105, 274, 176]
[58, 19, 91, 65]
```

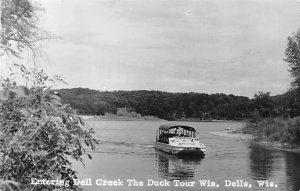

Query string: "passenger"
[160, 132, 165, 142]
[174, 129, 178, 136]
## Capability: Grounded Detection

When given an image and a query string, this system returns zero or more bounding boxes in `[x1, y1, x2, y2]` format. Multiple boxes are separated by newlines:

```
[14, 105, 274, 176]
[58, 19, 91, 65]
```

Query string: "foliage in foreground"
[1, 0, 98, 190]
[243, 117, 300, 146]
[0, 70, 98, 190]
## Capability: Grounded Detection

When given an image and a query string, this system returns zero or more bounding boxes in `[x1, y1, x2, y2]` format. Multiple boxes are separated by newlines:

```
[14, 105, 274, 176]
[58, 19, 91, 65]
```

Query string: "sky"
[36, 0, 300, 97]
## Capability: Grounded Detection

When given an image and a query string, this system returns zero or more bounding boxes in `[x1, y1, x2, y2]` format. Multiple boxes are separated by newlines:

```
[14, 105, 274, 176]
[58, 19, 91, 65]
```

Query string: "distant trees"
[58, 88, 254, 120]
[251, 91, 275, 119]
[59, 88, 300, 121]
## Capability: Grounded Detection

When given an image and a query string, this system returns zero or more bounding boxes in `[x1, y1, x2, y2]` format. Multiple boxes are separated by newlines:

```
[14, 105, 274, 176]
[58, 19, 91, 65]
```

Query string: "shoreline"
[210, 130, 300, 153]
[79, 115, 244, 123]
[79, 114, 165, 121]
[175, 119, 245, 123]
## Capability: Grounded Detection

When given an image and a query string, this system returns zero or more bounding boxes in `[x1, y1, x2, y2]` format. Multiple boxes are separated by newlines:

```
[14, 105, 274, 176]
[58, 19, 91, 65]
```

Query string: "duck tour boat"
[155, 124, 206, 156]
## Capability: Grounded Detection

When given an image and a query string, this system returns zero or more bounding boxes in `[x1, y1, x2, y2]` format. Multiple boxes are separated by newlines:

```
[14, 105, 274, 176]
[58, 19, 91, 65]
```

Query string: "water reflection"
[248, 144, 275, 180]
[249, 143, 300, 191]
[155, 150, 204, 181]
[285, 152, 300, 191]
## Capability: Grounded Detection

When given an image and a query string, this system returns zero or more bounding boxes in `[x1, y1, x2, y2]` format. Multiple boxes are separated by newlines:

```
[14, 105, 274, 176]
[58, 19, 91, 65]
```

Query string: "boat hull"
[154, 141, 205, 156]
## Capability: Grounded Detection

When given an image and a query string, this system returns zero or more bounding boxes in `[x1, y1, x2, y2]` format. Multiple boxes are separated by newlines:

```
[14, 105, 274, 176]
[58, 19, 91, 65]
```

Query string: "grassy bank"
[243, 117, 300, 147]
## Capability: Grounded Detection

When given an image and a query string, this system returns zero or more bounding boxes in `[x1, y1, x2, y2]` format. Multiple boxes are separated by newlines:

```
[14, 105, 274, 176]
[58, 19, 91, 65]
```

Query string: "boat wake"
[98, 140, 154, 148]
[87, 140, 155, 155]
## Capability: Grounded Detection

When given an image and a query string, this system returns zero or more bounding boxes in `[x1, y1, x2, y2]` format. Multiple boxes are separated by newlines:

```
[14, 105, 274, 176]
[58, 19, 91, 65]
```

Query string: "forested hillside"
[57, 88, 291, 120]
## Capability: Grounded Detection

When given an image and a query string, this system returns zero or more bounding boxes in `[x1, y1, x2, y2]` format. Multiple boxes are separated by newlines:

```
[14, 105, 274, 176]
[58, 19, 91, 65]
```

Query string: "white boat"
[155, 124, 206, 156]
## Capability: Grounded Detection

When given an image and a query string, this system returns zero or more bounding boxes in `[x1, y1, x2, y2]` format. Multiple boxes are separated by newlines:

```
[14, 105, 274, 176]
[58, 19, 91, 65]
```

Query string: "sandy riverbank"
[211, 130, 300, 153]
[210, 131, 255, 141]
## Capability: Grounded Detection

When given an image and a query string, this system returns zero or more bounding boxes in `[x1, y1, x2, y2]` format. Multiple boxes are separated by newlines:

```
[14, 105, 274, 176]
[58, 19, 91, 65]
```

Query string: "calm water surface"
[73, 121, 300, 191]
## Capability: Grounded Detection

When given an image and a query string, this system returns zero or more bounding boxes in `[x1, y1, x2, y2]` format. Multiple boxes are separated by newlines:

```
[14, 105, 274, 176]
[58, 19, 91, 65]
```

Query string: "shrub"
[244, 117, 300, 146]
[0, 70, 98, 190]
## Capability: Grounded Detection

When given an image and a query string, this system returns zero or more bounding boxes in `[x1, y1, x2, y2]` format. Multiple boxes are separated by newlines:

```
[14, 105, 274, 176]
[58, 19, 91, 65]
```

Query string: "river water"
[73, 121, 300, 191]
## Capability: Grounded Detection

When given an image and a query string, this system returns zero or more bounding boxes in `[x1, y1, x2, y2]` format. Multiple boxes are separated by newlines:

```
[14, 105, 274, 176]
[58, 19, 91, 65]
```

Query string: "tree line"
[56, 88, 297, 121]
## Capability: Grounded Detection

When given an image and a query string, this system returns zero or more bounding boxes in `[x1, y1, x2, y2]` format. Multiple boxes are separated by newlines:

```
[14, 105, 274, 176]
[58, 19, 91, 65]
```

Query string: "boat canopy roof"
[158, 124, 196, 132]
